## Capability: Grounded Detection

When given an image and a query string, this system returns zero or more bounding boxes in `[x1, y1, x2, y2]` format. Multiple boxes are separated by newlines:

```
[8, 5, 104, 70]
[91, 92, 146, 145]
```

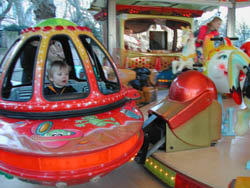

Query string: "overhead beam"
[140, 0, 233, 8]
[235, 2, 250, 8]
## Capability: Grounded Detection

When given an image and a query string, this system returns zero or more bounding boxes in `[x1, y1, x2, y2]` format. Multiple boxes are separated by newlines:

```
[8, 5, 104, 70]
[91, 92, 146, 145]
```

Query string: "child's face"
[50, 67, 69, 88]
[212, 20, 222, 31]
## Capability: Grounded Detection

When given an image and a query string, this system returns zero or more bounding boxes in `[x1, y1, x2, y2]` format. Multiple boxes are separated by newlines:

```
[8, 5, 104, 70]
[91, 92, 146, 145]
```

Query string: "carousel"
[1, 1, 250, 187]
[0, 18, 144, 187]
[137, 35, 250, 188]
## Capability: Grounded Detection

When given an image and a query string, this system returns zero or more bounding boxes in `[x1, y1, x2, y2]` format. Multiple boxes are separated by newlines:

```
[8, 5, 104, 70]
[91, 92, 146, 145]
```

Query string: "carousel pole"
[107, 0, 117, 57]
[227, 0, 236, 37]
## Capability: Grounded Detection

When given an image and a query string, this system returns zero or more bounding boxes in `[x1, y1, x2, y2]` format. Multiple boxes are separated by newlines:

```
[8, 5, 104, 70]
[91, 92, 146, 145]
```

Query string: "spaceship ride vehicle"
[0, 18, 144, 186]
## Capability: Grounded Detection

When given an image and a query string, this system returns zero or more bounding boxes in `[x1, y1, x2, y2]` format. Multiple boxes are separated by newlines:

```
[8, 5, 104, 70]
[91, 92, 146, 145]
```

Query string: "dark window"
[79, 35, 120, 95]
[1, 37, 40, 101]
[149, 31, 167, 50]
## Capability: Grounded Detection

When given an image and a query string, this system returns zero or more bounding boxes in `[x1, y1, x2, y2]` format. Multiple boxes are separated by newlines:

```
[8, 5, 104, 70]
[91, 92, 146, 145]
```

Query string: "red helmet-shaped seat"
[169, 70, 217, 102]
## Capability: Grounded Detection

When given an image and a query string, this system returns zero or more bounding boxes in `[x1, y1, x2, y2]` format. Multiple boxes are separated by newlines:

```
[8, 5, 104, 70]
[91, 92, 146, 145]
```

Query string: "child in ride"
[195, 16, 222, 62]
[195, 16, 222, 48]
[44, 60, 76, 95]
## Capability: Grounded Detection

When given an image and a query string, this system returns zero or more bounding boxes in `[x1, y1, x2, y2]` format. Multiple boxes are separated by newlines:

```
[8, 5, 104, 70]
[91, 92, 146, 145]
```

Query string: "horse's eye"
[218, 55, 227, 59]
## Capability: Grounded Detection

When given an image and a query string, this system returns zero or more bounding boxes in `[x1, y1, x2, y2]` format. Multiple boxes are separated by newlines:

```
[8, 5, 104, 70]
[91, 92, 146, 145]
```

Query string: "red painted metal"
[169, 70, 217, 103]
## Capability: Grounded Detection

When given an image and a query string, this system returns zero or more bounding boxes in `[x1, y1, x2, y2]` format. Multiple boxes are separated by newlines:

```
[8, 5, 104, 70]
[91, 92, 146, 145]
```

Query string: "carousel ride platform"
[140, 93, 250, 188]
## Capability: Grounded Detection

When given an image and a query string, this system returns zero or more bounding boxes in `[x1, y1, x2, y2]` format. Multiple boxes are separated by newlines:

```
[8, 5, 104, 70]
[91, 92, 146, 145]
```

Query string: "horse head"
[181, 27, 196, 57]
[181, 26, 194, 46]
[204, 37, 249, 94]
[171, 27, 196, 74]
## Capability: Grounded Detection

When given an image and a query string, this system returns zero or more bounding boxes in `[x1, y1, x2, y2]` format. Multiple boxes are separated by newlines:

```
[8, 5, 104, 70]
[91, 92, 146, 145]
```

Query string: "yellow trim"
[180, 53, 196, 61]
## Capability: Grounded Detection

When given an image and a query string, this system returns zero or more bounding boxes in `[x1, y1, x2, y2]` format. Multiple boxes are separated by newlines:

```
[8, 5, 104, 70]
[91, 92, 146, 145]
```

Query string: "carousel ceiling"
[89, 0, 250, 12]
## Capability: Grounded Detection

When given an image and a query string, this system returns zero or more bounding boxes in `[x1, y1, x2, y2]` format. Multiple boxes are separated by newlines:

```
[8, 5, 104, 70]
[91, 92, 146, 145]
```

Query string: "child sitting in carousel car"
[44, 60, 76, 95]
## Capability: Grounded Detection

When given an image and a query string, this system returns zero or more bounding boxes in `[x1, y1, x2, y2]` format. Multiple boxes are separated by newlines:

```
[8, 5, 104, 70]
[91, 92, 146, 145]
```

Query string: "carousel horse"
[172, 27, 196, 74]
[203, 36, 248, 94]
[171, 28, 248, 95]
[203, 36, 250, 135]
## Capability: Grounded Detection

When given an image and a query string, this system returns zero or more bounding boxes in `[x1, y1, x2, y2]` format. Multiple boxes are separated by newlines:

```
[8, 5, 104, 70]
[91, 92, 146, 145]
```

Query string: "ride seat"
[9, 86, 33, 101]
[68, 80, 89, 93]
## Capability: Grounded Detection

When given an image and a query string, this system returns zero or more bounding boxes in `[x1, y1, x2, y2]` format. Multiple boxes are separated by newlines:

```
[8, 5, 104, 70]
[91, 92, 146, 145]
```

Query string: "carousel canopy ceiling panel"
[89, 0, 250, 11]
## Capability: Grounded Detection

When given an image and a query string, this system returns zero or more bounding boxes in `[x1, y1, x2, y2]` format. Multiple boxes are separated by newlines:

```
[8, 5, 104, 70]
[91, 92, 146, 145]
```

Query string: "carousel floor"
[152, 130, 250, 188]
[1, 89, 249, 188]
[141, 92, 250, 188]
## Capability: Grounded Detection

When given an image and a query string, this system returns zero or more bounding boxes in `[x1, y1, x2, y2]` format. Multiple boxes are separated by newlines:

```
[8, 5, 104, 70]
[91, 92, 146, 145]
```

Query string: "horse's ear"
[223, 38, 233, 47]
